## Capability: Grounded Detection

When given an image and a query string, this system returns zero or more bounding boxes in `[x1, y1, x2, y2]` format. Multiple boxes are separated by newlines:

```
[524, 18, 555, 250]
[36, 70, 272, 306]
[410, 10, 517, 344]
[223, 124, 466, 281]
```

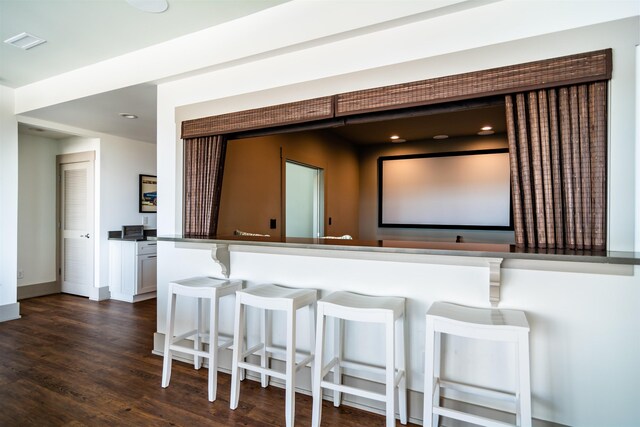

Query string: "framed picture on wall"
[139, 174, 157, 213]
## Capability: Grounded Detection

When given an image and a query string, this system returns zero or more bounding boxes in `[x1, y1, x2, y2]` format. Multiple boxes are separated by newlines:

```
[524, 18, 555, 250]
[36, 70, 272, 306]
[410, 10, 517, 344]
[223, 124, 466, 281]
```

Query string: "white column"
[0, 85, 20, 321]
[635, 44, 640, 252]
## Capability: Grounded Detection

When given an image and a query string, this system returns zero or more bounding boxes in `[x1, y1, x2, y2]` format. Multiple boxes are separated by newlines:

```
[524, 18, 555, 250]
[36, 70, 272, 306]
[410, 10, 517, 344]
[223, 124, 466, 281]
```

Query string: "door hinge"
[58, 268, 61, 275]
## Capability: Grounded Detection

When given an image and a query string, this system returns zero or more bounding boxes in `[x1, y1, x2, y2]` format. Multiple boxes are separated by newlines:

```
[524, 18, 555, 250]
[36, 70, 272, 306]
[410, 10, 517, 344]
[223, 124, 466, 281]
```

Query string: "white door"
[285, 161, 324, 238]
[59, 155, 94, 297]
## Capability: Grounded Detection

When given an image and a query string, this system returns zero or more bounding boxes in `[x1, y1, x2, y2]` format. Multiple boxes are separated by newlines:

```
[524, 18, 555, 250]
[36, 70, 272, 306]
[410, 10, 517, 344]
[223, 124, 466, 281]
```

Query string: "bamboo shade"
[336, 49, 611, 116]
[181, 96, 335, 139]
[506, 82, 607, 250]
[183, 135, 227, 237]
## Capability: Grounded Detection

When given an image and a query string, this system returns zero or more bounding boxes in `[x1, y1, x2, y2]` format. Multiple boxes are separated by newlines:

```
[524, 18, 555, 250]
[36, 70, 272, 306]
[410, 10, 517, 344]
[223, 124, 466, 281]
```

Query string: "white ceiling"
[0, 0, 289, 88]
[1, 0, 289, 142]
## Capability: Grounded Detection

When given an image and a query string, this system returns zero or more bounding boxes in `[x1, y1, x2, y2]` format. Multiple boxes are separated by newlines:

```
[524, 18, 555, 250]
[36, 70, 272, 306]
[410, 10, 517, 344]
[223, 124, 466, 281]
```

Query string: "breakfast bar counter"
[152, 235, 640, 425]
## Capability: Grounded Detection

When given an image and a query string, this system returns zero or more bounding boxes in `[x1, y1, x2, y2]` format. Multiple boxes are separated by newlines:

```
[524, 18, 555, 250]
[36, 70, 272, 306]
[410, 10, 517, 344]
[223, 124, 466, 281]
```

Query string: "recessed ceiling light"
[477, 130, 495, 136]
[481, 126, 493, 131]
[126, 0, 169, 13]
[4, 32, 46, 50]
[119, 113, 138, 119]
[390, 135, 400, 140]
[433, 134, 449, 140]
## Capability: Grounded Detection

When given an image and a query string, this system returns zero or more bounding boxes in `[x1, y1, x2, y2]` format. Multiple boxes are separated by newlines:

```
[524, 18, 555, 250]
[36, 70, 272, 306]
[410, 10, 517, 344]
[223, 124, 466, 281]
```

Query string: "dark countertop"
[153, 234, 640, 265]
[108, 229, 157, 241]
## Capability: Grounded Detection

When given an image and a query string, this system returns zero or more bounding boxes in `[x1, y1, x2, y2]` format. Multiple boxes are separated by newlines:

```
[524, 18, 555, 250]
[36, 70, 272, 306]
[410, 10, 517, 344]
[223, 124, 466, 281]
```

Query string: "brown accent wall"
[217, 130, 360, 238]
[217, 136, 282, 237]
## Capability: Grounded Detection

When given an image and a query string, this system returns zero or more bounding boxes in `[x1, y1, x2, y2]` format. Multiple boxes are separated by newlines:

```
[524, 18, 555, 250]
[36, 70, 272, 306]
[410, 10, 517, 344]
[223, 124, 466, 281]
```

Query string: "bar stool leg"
[333, 317, 343, 407]
[423, 316, 435, 427]
[235, 292, 245, 382]
[285, 307, 296, 427]
[433, 330, 442, 427]
[207, 297, 219, 402]
[519, 330, 532, 427]
[261, 308, 271, 387]
[194, 298, 203, 370]
[308, 302, 316, 390]
[398, 315, 407, 424]
[385, 313, 396, 427]
[230, 296, 245, 410]
[311, 303, 326, 427]
[161, 289, 177, 388]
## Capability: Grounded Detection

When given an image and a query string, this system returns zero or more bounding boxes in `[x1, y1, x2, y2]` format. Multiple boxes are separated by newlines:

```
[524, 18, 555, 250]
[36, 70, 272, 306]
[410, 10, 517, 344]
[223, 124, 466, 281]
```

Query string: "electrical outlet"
[17, 270, 24, 279]
[142, 215, 148, 226]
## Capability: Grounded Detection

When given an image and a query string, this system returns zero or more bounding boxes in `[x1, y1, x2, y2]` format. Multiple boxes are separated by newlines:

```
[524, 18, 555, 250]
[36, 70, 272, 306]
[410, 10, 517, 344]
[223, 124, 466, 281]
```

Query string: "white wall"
[156, 14, 640, 427]
[13, 117, 157, 297]
[100, 135, 156, 290]
[17, 133, 59, 287]
[0, 85, 19, 320]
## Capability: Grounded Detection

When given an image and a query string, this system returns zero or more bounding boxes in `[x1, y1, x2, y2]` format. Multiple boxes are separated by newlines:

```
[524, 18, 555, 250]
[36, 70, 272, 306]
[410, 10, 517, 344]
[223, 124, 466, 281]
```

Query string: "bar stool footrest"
[320, 380, 386, 402]
[172, 328, 199, 343]
[439, 379, 517, 402]
[434, 406, 515, 427]
[238, 361, 287, 381]
[321, 358, 405, 387]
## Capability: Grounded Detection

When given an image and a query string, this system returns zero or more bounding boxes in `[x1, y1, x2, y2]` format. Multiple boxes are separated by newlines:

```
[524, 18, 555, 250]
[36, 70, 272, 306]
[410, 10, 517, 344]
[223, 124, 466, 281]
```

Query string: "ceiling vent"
[4, 32, 46, 50]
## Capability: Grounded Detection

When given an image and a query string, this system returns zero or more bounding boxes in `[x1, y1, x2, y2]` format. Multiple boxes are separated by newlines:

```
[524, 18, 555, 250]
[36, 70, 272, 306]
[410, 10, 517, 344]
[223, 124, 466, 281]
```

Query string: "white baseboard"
[17, 281, 60, 300]
[0, 302, 21, 322]
[90, 286, 111, 301]
[109, 291, 155, 303]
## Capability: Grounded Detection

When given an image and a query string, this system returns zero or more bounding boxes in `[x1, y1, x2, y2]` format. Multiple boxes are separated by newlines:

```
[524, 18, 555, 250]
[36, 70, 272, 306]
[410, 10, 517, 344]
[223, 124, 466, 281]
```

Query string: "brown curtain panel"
[505, 82, 607, 250]
[183, 135, 227, 237]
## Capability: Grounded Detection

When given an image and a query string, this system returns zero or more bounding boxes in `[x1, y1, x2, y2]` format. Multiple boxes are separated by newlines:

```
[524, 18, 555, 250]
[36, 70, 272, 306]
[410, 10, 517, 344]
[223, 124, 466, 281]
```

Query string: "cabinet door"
[137, 254, 157, 295]
[138, 241, 157, 255]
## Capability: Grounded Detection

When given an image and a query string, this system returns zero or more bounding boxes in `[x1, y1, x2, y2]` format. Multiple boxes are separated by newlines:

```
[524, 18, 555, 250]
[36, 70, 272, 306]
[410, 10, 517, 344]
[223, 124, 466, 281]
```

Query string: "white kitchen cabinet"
[109, 239, 157, 302]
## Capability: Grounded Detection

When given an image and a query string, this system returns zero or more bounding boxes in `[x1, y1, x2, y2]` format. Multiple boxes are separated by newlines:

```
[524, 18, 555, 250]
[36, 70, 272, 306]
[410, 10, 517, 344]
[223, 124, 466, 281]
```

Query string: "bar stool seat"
[312, 291, 407, 427]
[424, 301, 531, 427]
[230, 284, 318, 427]
[161, 276, 242, 402]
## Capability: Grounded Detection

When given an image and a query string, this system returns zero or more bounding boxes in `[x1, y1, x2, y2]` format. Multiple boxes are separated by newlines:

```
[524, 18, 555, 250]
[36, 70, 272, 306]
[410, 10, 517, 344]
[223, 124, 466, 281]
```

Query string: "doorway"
[285, 161, 324, 238]
[57, 152, 95, 297]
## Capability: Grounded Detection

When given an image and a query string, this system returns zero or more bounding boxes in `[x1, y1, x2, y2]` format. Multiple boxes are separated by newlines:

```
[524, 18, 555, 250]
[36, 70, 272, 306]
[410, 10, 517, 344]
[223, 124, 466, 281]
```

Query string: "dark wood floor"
[0, 294, 417, 426]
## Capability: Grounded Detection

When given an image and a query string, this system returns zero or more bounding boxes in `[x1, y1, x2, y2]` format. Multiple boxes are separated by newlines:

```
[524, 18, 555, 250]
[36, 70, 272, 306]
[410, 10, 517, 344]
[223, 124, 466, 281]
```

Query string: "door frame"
[282, 158, 326, 239]
[56, 151, 96, 295]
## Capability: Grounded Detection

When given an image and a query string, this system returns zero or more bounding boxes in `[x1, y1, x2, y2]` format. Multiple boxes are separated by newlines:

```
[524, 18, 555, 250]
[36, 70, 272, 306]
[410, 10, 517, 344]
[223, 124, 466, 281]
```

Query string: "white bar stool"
[161, 276, 242, 402]
[424, 302, 531, 427]
[311, 291, 407, 427]
[229, 284, 318, 427]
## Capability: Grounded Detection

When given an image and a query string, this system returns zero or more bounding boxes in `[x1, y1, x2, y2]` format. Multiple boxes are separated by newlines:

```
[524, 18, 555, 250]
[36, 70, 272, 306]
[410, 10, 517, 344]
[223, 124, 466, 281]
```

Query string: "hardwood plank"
[0, 294, 416, 426]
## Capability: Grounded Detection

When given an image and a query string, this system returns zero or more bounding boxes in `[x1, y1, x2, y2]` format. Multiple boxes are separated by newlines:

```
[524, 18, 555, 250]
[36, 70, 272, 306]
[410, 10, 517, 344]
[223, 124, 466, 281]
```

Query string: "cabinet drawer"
[137, 241, 158, 255]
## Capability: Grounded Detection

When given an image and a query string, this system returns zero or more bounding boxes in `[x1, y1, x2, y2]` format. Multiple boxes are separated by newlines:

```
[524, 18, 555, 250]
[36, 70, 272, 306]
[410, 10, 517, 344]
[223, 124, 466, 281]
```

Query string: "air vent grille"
[4, 32, 46, 50]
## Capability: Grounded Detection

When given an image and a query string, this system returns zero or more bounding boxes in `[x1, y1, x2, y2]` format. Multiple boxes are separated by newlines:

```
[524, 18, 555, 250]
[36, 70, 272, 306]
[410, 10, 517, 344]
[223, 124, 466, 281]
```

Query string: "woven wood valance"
[336, 49, 611, 116]
[182, 96, 335, 139]
[181, 49, 611, 139]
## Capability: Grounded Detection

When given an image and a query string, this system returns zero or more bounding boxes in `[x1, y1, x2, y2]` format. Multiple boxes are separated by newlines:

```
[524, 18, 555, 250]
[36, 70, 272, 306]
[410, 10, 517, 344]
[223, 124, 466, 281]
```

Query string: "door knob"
[81, 233, 90, 238]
